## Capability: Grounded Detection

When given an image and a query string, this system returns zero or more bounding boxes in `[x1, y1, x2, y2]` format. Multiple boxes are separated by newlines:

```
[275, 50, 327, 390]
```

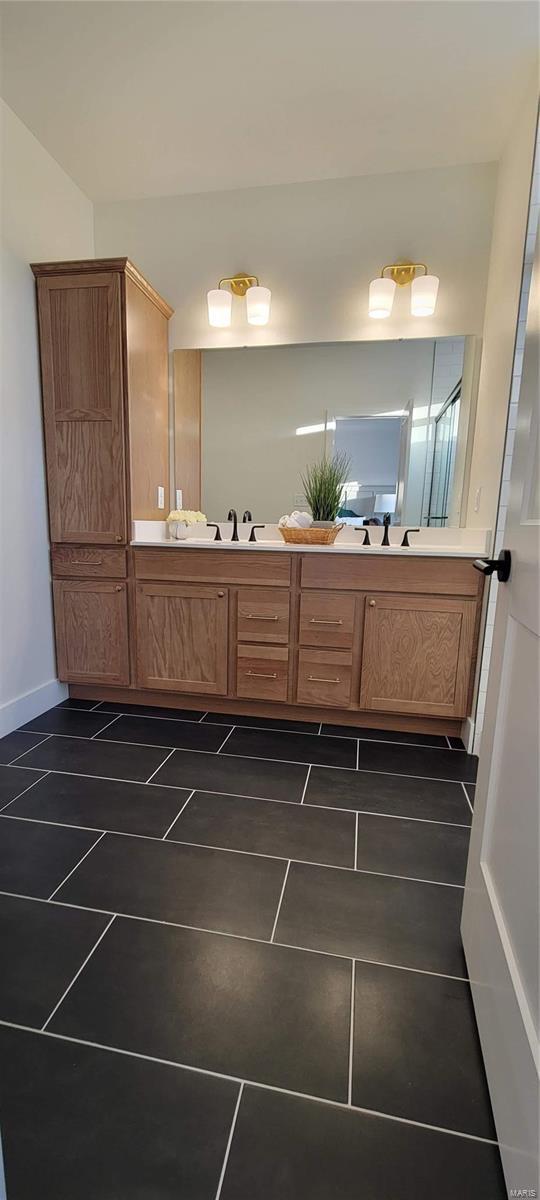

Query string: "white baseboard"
[461, 715, 476, 754]
[0, 679, 68, 738]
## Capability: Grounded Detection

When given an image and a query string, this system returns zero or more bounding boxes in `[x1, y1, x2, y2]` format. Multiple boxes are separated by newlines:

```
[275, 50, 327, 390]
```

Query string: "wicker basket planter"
[278, 524, 344, 546]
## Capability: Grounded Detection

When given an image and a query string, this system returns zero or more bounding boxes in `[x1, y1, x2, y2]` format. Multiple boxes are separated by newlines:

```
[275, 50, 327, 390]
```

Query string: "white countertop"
[131, 521, 490, 559]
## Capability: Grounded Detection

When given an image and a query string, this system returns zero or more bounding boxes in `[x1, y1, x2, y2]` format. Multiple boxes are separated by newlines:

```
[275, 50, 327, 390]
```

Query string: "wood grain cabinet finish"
[359, 593, 477, 718]
[299, 591, 356, 649]
[34, 271, 127, 544]
[136, 582, 229, 695]
[53, 579, 130, 685]
[236, 644, 289, 702]
[297, 649, 353, 708]
[51, 545, 127, 579]
[237, 588, 290, 644]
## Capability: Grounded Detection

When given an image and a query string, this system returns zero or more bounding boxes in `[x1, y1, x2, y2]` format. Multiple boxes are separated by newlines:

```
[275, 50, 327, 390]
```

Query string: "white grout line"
[0, 769, 51, 814]
[6, 735, 52, 765]
[214, 1082, 244, 1200]
[0, 889, 470, 981]
[299, 764, 312, 805]
[90, 702, 105, 711]
[0, 765, 472, 827]
[41, 914, 116, 1030]
[0, 1019, 499, 1146]
[47, 831, 106, 900]
[0, 812, 465, 887]
[461, 781, 474, 815]
[355, 739, 360, 771]
[91, 715, 123, 740]
[145, 748, 177, 785]
[161, 790, 195, 840]
[354, 812, 359, 870]
[198, 713, 208, 723]
[317, 724, 323, 735]
[348, 960, 356, 1105]
[270, 861, 291, 942]
[217, 726, 236, 754]
[445, 736, 453, 750]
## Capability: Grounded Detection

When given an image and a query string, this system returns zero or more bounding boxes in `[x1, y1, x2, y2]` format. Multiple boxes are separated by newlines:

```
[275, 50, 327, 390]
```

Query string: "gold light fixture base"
[381, 261, 427, 287]
[219, 273, 259, 296]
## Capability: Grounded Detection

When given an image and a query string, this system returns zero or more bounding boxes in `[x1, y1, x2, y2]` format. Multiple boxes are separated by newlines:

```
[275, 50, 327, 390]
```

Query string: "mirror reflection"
[173, 336, 472, 527]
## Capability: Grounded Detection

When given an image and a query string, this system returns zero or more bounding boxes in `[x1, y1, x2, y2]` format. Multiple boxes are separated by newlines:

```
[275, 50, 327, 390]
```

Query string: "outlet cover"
[157, 486, 165, 509]
[176, 489, 183, 509]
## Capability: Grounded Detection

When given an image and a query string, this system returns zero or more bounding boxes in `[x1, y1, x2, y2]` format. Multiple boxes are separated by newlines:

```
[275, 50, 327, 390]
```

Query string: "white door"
[461, 233, 539, 1193]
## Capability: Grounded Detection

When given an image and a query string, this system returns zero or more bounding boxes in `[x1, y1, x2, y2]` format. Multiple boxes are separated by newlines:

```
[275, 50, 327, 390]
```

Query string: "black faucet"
[381, 513, 392, 546]
[227, 509, 239, 542]
[242, 510, 253, 522]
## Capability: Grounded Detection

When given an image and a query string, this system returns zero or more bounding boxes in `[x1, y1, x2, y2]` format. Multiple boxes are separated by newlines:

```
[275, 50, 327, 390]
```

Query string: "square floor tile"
[224, 727, 356, 769]
[153, 749, 308, 803]
[96, 713, 230, 752]
[0, 766, 45, 810]
[355, 812, 470, 884]
[204, 712, 319, 734]
[275, 861, 466, 976]
[321, 725, 448, 747]
[21, 707, 119, 739]
[168, 791, 355, 868]
[0, 893, 110, 1026]
[357, 741, 478, 782]
[95, 700, 206, 721]
[306, 767, 472, 825]
[56, 831, 287, 939]
[0, 731, 48, 765]
[219, 1086, 505, 1200]
[352, 961, 496, 1138]
[50, 917, 351, 1102]
[7, 773, 191, 839]
[0, 1025, 238, 1200]
[0, 817, 101, 898]
[16, 735, 171, 784]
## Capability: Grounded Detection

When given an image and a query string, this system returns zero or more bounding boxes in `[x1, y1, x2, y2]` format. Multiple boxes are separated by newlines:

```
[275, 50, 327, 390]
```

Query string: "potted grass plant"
[301, 451, 351, 526]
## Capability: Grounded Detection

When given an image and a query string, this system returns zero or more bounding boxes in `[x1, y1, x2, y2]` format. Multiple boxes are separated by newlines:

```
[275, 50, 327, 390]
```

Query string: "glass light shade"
[207, 288, 232, 328]
[368, 276, 396, 318]
[246, 285, 271, 326]
[411, 274, 439, 316]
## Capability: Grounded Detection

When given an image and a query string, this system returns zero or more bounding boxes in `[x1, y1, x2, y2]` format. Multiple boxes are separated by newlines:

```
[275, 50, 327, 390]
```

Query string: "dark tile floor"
[0, 700, 504, 1199]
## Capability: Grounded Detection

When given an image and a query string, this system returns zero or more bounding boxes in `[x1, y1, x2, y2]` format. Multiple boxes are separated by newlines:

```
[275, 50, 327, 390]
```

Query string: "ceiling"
[0, 1, 537, 203]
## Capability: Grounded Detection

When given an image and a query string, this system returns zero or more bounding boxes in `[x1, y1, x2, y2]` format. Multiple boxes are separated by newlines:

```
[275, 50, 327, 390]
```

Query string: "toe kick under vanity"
[33, 257, 486, 737]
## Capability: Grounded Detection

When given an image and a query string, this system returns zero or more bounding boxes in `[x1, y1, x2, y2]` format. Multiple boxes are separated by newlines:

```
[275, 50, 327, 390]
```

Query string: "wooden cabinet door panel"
[359, 593, 476, 718]
[53, 580, 129, 685]
[37, 272, 126, 543]
[136, 583, 228, 694]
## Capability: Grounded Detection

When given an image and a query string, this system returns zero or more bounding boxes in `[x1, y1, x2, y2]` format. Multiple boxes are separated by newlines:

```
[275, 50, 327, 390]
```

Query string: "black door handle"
[473, 549, 511, 582]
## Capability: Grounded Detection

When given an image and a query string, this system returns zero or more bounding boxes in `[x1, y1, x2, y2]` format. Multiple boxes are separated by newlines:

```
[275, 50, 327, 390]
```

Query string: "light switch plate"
[176, 489, 183, 509]
[157, 486, 165, 509]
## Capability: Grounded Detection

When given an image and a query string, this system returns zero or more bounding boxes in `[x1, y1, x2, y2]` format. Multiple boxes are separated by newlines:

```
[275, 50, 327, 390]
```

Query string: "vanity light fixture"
[368, 262, 439, 319]
[207, 274, 271, 328]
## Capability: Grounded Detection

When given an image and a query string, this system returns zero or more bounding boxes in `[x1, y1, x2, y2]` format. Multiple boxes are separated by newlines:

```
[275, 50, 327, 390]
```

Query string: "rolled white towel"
[291, 510, 312, 528]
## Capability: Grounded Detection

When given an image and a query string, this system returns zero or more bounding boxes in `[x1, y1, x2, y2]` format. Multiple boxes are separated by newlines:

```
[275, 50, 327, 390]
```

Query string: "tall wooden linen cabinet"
[32, 257, 173, 687]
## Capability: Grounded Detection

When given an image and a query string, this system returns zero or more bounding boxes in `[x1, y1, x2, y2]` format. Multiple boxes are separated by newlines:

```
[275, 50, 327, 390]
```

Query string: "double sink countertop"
[131, 522, 491, 559]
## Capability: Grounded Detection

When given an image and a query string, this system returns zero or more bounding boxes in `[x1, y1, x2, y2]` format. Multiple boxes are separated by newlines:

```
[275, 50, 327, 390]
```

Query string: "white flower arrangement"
[166, 509, 207, 525]
[167, 510, 207, 540]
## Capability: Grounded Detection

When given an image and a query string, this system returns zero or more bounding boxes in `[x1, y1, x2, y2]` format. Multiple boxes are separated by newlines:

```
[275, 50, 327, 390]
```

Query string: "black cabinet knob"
[473, 549, 511, 583]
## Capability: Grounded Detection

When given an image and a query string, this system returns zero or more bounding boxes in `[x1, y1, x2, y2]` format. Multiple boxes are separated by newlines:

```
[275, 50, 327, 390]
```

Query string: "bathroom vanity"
[33, 257, 486, 737]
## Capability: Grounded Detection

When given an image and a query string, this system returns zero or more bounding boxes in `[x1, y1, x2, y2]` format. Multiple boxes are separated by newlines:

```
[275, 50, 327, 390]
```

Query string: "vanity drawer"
[299, 591, 356, 649]
[236, 644, 289, 702]
[51, 545, 127, 578]
[296, 649, 353, 708]
[134, 548, 291, 587]
[237, 588, 290, 644]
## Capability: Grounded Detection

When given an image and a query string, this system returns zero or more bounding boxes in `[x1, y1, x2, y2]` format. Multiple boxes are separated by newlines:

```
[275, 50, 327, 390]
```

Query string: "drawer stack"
[235, 587, 290, 701]
[297, 590, 357, 707]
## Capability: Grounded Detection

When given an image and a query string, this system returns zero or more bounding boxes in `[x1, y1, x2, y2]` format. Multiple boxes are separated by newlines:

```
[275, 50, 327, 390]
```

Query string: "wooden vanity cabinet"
[359, 592, 477, 719]
[53, 579, 130, 686]
[136, 582, 229, 695]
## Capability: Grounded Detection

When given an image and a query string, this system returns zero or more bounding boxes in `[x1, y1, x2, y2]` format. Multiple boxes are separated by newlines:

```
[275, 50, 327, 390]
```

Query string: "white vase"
[169, 521, 189, 540]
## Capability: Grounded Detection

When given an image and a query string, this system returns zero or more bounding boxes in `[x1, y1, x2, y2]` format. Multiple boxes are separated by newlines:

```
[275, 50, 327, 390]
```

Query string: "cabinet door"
[36, 272, 126, 544]
[53, 580, 129, 685]
[359, 593, 477, 718]
[136, 583, 229, 694]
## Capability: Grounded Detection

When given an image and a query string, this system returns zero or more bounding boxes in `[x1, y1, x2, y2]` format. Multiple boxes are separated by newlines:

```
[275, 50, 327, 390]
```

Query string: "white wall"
[465, 79, 538, 532]
[95, 162, 496, 349]
[0, 102, 94, 734]
[200, 339, 435, 521]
